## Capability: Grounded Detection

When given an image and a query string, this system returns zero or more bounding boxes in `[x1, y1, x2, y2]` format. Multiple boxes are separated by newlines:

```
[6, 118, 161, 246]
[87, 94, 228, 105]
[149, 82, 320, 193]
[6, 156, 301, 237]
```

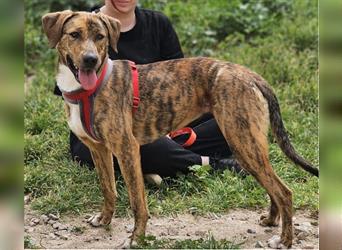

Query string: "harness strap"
[129, 61, 140, 113]
[62, 59, 113, 141]
[169, 127, 197, 147]
[62, 60, 139, 141]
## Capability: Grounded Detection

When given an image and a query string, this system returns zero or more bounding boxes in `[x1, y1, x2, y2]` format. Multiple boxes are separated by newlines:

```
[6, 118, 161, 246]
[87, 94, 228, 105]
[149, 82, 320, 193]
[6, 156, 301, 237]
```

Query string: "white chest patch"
[67, 103, 90, 139]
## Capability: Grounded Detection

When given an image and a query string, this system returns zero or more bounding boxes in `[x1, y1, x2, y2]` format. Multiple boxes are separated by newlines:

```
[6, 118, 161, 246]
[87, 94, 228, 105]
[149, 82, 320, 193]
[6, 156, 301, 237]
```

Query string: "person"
[54, 0, 245, 184]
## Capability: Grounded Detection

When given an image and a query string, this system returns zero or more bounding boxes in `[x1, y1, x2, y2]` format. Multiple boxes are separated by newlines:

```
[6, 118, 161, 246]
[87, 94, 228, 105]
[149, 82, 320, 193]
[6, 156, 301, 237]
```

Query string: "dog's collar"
[62, 59, 113, 141]
[61, 60, 140, 141]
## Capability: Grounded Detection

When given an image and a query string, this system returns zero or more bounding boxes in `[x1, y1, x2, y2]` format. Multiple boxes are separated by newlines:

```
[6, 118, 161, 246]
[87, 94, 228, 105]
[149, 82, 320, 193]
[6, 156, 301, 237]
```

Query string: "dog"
[42, 10, 318, 248]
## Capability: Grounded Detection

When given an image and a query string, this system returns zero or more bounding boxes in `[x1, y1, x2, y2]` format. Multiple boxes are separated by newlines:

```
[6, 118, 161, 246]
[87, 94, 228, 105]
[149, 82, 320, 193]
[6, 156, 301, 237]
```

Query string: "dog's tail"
[255, 81, 319, 177]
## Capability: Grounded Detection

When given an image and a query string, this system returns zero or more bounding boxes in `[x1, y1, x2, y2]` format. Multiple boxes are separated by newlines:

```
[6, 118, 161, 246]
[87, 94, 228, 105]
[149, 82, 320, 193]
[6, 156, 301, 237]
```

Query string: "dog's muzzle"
[82, 53, 98, 70]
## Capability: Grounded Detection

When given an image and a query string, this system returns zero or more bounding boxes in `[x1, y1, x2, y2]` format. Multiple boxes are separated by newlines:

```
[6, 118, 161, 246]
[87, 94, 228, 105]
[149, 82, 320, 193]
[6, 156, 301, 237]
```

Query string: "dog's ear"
[98, 13, 121, 52]
[42, 10, 74, 48]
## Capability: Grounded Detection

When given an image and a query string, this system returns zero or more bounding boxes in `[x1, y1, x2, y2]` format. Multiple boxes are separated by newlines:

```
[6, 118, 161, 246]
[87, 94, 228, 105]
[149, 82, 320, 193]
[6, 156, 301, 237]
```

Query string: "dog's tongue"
[78, 69, 98, 90]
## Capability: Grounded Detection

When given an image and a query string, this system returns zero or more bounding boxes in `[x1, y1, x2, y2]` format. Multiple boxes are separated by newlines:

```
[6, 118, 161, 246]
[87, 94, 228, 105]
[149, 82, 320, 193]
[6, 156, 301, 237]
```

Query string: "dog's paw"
[259, 214, 279, 227]
[87, 213, 111, 227]
[267, 235, 288, 249]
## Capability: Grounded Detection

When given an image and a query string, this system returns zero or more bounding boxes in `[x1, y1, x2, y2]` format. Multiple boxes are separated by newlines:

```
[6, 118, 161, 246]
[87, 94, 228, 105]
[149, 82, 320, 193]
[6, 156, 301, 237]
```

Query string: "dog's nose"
[82, 53, 98, 69]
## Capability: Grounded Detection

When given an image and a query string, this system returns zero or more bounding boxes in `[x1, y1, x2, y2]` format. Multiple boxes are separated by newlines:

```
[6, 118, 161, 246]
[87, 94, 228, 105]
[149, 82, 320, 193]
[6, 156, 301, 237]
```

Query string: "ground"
[25, 203, 318, 249]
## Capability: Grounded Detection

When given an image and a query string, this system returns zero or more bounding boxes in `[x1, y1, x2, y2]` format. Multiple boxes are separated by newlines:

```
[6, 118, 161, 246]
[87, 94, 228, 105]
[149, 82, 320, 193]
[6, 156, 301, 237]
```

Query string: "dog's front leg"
[114, 136, 149, 246]
[87, 143, 117, 227]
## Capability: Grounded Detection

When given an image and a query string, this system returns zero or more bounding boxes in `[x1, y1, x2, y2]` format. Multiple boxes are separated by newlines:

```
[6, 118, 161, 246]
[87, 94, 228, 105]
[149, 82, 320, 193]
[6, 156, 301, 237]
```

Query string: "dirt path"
[25, 205, 318, 249]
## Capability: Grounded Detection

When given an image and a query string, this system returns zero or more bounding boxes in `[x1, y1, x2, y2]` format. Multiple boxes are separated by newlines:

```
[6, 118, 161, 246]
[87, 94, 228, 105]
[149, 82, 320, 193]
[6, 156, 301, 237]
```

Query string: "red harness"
[62, 60, 140, 141]
[129, 61, 140, 113]
[62, 60, 196, 147]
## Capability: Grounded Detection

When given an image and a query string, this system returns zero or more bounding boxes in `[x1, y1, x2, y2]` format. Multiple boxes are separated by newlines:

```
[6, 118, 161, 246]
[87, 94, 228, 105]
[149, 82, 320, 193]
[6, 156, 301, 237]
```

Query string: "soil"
[24, 204, 318, 249]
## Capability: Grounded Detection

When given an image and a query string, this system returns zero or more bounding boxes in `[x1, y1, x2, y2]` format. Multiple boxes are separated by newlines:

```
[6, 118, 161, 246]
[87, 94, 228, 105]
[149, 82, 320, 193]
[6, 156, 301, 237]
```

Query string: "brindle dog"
[42, 10, 318, 248]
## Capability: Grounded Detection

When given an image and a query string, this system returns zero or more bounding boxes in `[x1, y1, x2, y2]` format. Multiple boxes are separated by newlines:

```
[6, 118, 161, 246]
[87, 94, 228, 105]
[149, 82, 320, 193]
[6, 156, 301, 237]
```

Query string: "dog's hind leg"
[112, 135, 149, 247]
[211, 83, 292, 248]
[215, 115, 293, 247]
[87, 143, 117, 227]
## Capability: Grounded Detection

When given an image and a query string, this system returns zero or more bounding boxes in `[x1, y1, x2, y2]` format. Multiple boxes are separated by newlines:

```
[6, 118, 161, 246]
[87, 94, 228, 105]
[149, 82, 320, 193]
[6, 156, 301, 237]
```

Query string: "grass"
[24, 0, 318, 220]
[24, 235, 39, 249]
[134, 234, 241, 249]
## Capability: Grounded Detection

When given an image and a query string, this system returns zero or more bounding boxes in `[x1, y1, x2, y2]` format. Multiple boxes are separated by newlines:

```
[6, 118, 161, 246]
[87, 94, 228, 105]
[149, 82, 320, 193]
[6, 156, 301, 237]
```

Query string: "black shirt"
[109, 7, 184, 63]
[54, 7, 184, 95]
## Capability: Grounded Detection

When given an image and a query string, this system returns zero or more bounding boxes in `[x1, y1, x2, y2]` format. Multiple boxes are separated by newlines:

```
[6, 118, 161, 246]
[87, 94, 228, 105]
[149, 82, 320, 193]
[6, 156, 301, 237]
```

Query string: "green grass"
[24, 0, 318, 218]
[24, 235, 39, 249]
[134, 234, 241, 249]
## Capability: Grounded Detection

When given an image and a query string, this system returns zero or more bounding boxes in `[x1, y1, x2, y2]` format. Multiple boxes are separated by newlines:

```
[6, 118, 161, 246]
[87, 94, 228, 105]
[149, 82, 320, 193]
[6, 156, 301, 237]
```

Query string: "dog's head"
[42, 11, 120, 90]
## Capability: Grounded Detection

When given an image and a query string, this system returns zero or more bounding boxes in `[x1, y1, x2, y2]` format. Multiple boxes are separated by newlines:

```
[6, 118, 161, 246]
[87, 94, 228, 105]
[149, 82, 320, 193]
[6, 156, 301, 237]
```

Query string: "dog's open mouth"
[67, 55, 98, 90]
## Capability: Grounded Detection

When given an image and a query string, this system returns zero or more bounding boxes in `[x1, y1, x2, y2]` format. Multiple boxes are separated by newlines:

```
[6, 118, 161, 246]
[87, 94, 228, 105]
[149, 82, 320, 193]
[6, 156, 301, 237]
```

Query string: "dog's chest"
[66, 103, 90, 139]
[57, 64, 95, 141]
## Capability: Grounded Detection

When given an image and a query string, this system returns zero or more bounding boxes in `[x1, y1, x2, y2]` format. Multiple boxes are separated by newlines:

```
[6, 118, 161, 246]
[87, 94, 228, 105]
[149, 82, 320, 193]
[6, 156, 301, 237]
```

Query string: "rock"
[194, 230, 206, 237]
[264, 228, 273, 233]
[29, 218, 40, 226]
[53, 222, 62, 229]
[40, 215, 49, 224]
[296, 239, 304, 244]
[311, 221, 318, 226]
[28, 222, 36, 227]
[60, 234, 69, 240]
[247, 228, 256, 234]
[58, 224, 68, 231]
[24, 227, 34, 233]
[54, 231, 68, 240]
[302, 222, 312, 227]
[255, 241, 264, 248]
[303, 245, 314, 249]
[49, 233, 57, 240]
[49, 213, 59, 221]
[267, 235, 281, 249]
[53, 223, 68, 231]
[297, 232, 308, 240]
[32, 218, 40, 224]
[48, 220, 56, 225]
[125, 224, 134, 233]
[295, 224, 311, 235]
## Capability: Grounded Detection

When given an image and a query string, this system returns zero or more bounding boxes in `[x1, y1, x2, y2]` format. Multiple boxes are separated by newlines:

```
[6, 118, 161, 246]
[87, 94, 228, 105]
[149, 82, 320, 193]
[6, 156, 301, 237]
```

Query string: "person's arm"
[159, 15, 184, 60]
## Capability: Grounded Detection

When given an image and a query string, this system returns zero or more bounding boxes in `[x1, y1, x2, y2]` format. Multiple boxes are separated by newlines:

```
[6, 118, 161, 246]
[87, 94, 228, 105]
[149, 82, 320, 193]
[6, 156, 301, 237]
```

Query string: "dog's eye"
[70, 32, 80, 39]
[95, 34, 105, 41]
